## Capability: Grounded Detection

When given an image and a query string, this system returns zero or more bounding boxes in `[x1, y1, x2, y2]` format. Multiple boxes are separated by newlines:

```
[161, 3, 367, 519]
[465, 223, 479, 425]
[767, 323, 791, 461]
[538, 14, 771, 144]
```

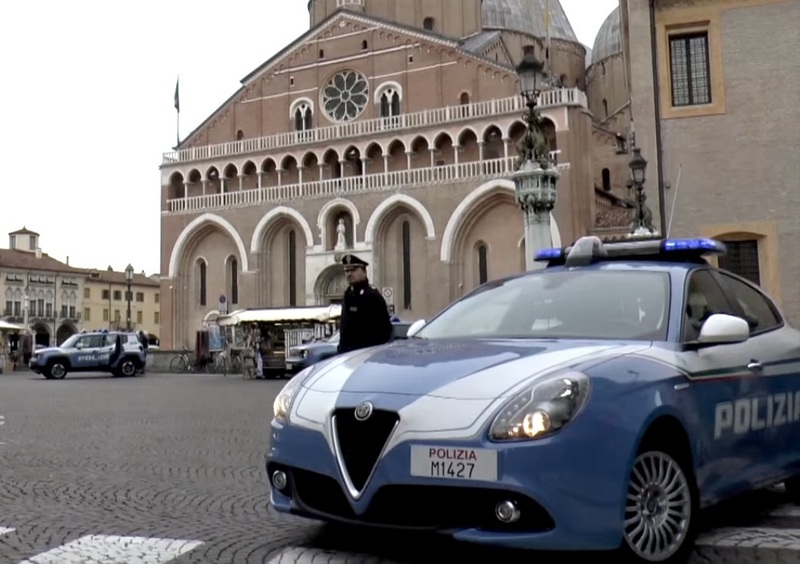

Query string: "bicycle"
[205, 351, 231, 376]
[170, 347, 196, 373]
[222, 350, 243, 377]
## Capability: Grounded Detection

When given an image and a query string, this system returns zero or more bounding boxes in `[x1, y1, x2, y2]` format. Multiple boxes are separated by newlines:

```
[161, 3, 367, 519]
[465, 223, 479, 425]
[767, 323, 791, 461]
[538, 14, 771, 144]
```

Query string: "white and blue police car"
[266, 236, 800, 563]
[29, 330, 147, 379]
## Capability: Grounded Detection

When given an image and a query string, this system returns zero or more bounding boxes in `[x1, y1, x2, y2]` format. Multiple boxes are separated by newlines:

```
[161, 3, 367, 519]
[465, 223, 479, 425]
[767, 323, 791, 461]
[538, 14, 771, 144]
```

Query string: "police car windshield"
[417, 270, 671, 342]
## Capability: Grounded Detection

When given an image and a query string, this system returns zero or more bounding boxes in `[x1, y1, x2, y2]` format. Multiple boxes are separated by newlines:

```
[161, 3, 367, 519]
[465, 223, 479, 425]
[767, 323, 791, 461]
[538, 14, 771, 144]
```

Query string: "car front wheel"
[620, 449, 697, 563]
[47, 361, 68, 380]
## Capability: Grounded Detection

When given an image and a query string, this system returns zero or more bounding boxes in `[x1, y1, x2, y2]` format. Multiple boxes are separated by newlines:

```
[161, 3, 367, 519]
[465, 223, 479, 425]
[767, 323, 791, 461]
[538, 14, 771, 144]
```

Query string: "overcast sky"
[0, 0, 619, 276]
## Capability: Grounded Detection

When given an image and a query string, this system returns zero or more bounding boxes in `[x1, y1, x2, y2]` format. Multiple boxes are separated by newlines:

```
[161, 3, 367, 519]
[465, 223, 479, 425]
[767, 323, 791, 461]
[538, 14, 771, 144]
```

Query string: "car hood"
[291, 339, 650, 443]
[301, 338, 649, 401]
[34, 347, 62, 355]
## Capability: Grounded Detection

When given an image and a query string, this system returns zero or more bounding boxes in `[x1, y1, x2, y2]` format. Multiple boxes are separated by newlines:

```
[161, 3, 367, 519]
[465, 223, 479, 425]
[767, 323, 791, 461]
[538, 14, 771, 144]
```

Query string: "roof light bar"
[533, 237, 727, 265]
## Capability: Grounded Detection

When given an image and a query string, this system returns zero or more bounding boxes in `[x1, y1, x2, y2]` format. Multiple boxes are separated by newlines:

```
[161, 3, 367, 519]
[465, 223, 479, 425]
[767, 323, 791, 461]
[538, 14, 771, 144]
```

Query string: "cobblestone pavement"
[0, 371, 797, 563]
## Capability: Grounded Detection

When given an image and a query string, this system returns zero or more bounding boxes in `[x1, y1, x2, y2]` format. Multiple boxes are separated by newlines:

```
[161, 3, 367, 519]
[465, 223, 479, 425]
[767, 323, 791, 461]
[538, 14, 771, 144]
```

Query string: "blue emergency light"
[534, 237, 727, 265]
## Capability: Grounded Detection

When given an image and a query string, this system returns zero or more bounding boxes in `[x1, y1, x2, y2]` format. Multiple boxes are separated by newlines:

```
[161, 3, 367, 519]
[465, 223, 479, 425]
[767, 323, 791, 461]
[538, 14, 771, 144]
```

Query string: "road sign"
[382, 287, 394, 305]
[218, 295, 228, 314]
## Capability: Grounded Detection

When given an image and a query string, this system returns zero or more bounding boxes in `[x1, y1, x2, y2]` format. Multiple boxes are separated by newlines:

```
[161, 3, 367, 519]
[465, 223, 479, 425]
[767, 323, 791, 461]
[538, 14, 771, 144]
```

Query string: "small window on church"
[294, 106, 313, 131]
[460, 92, 470, 105]
[423, 17, 434, 31]
[478, 245, 488, 285]
[318, 49, 324, 59]
[602, 99, 609, 118]
[602, 168, 611, 191]
[380, 90, 401, 118]
[236, 130, 244, 141]
[361, 40, 368, 50]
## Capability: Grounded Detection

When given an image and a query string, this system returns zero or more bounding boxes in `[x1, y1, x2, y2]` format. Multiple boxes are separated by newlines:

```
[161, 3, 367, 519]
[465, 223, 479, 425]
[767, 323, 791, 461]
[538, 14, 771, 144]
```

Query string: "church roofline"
[175, 8, 515, 151]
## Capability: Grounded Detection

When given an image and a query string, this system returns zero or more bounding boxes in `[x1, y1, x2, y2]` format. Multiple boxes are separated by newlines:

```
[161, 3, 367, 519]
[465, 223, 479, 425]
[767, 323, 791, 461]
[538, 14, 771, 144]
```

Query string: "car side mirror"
[75, 342, 83, 350]
[407, 319, 426, 338]
[696, 314, 750, 346]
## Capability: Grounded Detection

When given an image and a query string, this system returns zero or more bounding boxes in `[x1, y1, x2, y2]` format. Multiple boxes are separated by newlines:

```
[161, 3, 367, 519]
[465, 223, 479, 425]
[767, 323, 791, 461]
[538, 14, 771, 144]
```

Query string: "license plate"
[410, 446, 497, 482]
[285, 363, 293, 370]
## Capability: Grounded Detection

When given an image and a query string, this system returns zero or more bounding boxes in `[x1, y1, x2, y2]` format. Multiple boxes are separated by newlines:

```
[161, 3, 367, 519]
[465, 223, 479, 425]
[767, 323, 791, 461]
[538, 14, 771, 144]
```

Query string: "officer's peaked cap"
[341, 254, 369, 267]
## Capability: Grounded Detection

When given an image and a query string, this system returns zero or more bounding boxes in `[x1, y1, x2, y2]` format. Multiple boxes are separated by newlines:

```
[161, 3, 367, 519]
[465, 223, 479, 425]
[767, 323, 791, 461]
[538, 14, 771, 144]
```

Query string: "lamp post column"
[512, 45, 560, 270]
[125, 264, 134, 332]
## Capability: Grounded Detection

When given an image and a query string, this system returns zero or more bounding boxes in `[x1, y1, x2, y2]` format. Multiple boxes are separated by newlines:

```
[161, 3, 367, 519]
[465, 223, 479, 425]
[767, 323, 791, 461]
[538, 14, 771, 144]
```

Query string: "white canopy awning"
[217, 305, 341, 326]
[0, 320, 24, 331]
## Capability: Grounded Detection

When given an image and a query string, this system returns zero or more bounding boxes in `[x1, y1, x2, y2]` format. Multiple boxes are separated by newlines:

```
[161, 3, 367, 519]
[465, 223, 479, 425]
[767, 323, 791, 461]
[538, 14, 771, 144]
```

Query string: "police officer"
[337, 254, 392, 354]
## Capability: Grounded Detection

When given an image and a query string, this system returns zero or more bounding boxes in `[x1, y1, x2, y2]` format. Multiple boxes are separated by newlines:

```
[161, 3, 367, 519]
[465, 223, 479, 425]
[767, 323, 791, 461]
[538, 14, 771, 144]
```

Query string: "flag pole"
[545, 0, 552, 79]
[174, 75, 180, 148]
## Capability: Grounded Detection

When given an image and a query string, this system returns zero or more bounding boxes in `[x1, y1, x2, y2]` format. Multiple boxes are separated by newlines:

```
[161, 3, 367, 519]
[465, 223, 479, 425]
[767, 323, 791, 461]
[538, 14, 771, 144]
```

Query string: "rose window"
[322, 70, 369, 122]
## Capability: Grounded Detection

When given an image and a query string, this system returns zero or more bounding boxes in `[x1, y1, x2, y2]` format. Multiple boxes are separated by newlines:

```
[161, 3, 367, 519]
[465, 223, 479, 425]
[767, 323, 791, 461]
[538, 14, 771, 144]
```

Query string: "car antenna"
[665, 162, 683, 239]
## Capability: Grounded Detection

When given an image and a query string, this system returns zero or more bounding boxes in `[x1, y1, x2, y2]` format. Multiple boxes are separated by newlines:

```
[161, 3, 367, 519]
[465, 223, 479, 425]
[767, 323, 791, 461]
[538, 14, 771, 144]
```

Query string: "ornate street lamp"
[627, 146, 659, 238]
[125, 264, 134, 331]
[512, 45, 560, 270]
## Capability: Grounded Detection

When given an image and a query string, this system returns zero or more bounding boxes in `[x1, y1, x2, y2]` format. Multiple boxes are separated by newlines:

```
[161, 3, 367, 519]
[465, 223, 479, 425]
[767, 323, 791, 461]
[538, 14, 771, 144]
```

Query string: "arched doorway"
[314, 265, 347, 305]
[32, 323, 50, 348]
[56, 323, 77, 346]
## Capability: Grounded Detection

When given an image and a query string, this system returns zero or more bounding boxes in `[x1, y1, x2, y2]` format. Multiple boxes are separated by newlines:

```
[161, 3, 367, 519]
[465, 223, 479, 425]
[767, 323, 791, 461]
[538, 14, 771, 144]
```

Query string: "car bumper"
[285, 358, 311, 375]
[29, 359, 43, 373]
[267, 420, 631, 552]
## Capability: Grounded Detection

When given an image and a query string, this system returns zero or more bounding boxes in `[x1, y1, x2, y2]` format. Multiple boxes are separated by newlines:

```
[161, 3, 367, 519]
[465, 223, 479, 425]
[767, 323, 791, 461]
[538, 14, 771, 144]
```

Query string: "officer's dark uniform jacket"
[337, 258, 392, 354]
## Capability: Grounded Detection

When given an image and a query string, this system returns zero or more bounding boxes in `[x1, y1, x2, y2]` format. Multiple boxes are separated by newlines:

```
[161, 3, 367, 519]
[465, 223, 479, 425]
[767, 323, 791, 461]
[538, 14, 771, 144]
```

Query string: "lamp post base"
[627, 227, 661, 240]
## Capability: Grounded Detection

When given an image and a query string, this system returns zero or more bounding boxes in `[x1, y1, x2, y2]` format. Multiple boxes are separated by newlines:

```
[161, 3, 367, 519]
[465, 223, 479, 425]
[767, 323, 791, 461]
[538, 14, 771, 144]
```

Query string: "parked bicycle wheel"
[170, 355, 187, 373]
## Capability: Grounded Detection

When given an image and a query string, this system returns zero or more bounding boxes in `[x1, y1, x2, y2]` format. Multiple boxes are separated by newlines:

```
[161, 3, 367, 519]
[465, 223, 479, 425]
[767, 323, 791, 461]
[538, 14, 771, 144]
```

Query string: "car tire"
[47, 361, 69, 380]
[619, 447, 698, 563]
[786, 476, 800, 505]
[117, 357, 139, 378]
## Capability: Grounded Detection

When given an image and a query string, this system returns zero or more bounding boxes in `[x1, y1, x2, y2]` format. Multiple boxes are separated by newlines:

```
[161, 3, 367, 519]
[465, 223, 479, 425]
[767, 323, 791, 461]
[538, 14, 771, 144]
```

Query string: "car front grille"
[284, 467, 554, 533]
[333, 408, 399, 492]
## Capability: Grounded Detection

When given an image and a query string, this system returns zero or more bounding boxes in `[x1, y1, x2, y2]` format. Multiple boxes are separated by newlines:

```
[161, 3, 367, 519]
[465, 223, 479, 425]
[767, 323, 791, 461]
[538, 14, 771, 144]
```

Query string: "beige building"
[621, 0, 800, 324]
[0, 228, 87, 346]
[158, 0, 647, 349]
[81, 267, 161, 338]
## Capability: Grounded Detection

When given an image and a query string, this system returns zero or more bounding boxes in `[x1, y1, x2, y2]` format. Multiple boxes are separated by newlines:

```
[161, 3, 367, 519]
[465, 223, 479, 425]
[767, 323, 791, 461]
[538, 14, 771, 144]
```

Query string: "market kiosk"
[216, 305, 341, 379]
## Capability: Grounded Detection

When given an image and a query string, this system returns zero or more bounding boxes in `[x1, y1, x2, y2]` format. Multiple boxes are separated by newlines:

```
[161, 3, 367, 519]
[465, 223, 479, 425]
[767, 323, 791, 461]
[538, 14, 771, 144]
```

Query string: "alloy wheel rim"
[52, 365, 65, 378]
[122, 362, 135, 376]
[624, 451, 691, 561]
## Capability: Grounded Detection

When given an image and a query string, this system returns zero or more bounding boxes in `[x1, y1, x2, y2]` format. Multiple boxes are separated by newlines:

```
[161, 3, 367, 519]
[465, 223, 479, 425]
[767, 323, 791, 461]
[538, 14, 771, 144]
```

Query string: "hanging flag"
[174, 77, 180, 113]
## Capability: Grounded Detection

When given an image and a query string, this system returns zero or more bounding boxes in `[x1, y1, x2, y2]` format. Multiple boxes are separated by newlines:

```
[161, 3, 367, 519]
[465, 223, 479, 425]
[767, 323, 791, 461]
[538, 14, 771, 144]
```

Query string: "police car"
[266, 236, 800, 563]
[29, 330, 147, 379]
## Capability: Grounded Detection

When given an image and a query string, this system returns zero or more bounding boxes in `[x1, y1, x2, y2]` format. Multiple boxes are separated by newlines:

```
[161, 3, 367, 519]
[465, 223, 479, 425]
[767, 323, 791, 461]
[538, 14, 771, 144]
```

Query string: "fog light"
[271, 470, 288, 491]
[495, 500, 521, 523]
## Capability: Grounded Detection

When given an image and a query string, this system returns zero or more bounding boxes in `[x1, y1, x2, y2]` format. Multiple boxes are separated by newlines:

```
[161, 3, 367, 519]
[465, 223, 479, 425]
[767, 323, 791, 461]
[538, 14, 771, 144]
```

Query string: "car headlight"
[273, 366, 315, 422]
[489, 371, 591, 441]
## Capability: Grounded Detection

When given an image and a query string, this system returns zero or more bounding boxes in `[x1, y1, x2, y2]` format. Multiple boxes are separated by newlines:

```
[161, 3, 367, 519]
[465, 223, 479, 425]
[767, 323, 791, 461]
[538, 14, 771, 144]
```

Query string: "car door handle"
[747, 360, 763, 372]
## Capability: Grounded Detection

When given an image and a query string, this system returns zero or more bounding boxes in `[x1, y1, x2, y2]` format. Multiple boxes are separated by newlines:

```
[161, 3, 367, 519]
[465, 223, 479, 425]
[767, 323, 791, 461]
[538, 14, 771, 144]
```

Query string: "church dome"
[591, 7, 622, 64]
[482, 0, 579, 43]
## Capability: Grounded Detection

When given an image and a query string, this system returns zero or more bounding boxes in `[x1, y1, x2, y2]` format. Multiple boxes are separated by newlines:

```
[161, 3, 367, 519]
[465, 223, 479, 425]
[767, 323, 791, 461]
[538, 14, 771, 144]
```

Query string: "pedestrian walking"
[337, 254, 392, 355]
[137, 330, 149, 374]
